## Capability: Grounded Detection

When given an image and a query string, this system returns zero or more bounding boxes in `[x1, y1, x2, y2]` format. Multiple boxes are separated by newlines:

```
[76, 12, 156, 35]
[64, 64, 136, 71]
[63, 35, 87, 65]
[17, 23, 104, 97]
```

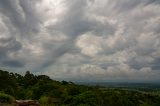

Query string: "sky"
[0, 0, 160, 82]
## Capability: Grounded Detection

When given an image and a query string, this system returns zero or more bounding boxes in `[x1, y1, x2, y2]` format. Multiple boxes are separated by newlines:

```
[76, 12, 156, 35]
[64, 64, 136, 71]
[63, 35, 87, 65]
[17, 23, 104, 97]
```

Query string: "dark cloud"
[151, 59, 160, 70]
[146, 0, 160, 5]
[111, 0, 142, 12]
[0, 37, 24, 68]
[38, 42, 73, 70]
[0, 37, 22, 58]
[0, 0, 41, 37]
[1, 60, 24, 67]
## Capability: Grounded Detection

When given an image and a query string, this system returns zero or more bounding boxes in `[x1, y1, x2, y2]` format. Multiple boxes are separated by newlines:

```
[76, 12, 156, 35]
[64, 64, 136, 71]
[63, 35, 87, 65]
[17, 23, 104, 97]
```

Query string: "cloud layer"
[0, 0, 160, 82]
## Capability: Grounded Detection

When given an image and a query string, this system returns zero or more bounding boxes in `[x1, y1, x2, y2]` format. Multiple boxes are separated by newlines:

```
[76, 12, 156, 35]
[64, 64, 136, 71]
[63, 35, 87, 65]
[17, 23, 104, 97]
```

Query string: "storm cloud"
[0, 0, 160, 82]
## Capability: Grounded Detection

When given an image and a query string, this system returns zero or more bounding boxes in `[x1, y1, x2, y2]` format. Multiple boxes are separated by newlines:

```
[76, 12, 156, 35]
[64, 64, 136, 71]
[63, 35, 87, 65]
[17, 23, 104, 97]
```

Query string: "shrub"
[39, 96, 48, 104]
[0, 92, 14, 103]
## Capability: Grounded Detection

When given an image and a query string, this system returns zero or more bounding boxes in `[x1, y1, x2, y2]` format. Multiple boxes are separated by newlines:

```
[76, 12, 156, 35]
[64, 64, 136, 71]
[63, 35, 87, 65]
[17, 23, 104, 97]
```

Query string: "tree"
[24, 71, 37, 87]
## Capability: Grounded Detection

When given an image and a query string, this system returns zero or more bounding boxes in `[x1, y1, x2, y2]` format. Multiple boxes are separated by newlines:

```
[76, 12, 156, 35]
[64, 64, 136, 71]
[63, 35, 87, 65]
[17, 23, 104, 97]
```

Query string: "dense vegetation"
[0, 69, 160, 106]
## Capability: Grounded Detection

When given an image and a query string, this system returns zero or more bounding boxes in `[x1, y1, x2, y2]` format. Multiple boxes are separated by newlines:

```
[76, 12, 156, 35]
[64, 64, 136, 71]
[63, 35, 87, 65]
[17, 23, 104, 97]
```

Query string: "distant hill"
[77, 82, 160, 91]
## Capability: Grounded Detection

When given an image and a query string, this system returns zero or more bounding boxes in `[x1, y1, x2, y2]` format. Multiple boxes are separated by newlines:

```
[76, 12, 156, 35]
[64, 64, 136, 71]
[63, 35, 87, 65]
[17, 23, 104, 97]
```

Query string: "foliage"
[39, 96, 49, 104]
[0, 69, 160, 106]
[0, 92, 14, 103]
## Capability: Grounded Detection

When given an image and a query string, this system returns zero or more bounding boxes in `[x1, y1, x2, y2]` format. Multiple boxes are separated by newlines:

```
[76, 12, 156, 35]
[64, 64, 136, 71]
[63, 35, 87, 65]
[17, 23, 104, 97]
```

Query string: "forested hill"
[0, 69, 160, 106]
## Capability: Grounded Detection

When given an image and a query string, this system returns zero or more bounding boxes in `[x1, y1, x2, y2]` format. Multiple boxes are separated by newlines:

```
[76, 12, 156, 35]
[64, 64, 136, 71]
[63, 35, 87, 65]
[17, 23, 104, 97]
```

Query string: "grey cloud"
[40, 0, 92, 70]
[0, 0, 160, 82]
[39, 42, 72, 70]
[0, 0, 41, 37]
[111, 0, 143, 12]
[0, 37, 24, 67]
[146, 0, 160, 5]
[1, 60, 24, 67]
[48, 0, 89, 37]
[0, 37, 22, 58]
[44, 0, 116, 69]
[48, 0, 116, 38]
[151, 58, 160, 70]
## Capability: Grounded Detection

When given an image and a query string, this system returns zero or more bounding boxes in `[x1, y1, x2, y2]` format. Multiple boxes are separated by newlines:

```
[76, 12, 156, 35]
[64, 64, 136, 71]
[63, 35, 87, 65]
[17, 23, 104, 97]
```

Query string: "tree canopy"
[0, 69, 160, 106]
